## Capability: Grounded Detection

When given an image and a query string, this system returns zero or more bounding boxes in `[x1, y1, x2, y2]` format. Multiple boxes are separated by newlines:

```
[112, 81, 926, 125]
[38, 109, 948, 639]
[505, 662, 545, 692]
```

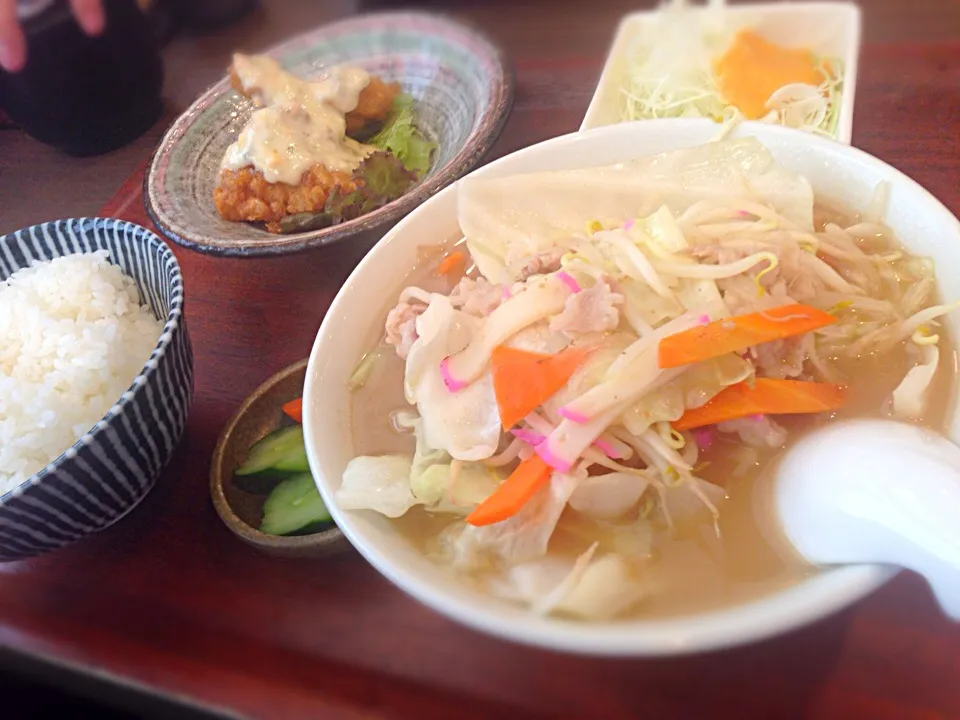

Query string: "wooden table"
[2, 1, 959, 718]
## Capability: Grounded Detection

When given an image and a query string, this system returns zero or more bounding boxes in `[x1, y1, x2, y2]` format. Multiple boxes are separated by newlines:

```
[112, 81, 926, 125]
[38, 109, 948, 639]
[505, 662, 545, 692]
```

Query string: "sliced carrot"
[434, 250, 465, 277]
[492, 345, 590, 429]
[713, 30, 823, 120]
[658, 304, 836, 369]
[672, 379, 847, 430]
[466, 455, 552, 527]
[282, 398, 303, 424]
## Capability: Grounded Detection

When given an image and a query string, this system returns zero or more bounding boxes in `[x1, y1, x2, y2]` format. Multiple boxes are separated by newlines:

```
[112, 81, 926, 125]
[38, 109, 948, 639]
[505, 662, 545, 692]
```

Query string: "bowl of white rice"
[0, 218, 192, 561]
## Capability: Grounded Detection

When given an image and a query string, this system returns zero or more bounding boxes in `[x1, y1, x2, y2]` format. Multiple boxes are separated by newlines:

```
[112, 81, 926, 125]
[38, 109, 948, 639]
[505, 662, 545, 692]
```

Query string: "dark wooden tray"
[1, 40, 959, 720]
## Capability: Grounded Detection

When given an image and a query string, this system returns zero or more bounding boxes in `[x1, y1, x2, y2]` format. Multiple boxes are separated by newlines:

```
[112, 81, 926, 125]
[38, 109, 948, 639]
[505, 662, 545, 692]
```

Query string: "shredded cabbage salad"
[620, 0, 844, 138]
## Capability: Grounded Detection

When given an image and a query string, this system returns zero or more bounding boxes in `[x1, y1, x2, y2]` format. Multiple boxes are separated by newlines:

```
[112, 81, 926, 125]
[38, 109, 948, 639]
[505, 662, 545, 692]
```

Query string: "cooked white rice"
[0, 251, 164, 495]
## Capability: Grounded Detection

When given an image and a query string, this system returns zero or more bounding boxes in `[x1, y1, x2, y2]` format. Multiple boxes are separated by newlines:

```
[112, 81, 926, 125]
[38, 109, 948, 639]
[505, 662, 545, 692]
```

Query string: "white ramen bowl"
[304, 119, 960, 656]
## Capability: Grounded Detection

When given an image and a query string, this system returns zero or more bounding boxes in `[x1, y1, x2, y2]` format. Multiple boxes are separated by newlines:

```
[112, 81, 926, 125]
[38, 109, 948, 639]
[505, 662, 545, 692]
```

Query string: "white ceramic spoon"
[773, 418, 960, 620]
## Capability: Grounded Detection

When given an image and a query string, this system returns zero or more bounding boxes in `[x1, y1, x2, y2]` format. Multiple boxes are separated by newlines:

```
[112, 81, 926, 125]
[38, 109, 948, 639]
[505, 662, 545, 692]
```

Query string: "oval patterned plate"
[145, 11, 514, 257]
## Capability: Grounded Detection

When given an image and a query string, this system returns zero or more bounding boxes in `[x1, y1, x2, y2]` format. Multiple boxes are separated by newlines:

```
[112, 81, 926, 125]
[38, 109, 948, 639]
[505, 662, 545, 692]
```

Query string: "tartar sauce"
[221, 53, 374, 185]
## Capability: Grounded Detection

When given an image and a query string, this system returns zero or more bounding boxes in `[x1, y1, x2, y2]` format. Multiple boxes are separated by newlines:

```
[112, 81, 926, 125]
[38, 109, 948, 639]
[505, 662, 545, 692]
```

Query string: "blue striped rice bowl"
[0, 218, 193, 561]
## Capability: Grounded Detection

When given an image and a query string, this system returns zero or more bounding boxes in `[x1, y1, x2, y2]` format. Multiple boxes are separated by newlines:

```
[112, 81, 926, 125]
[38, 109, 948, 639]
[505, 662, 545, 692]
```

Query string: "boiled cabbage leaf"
[489, 549, 647, 620]
[404, 295, 501, 461]
[568, 472, 651, 520]
[661, 477, 727, 525]
[458, 137, 815, 282]
[892, 344, 939, 420]
[621, 353, 753, 436]
[412, 464, 502, 515]
[337, 455, 418, 518]
[453, 469, 583, 566]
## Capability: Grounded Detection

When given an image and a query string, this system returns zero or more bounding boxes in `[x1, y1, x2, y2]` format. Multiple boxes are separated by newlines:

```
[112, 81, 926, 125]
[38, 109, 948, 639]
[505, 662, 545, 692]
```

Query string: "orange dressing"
[713, 30, 823, 120]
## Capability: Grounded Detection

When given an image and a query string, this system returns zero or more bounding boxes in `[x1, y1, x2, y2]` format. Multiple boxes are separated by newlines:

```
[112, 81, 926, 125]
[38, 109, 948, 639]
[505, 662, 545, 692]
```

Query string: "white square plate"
[580, 1, 862, 144]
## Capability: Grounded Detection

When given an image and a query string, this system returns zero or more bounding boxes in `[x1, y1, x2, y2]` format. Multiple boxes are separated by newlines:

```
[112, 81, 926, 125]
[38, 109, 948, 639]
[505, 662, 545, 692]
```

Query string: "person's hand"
[0, 0, 105, 73]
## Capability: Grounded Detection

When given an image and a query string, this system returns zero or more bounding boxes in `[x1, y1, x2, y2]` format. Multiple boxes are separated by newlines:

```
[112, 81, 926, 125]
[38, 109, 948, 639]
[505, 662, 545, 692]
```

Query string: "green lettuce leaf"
[367, 93, 437, 176]
[279, 151, 417, 233]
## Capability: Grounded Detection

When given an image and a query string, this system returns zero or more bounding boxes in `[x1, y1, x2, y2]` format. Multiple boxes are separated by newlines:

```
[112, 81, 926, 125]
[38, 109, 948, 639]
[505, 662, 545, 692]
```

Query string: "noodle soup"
[337, 137, 957, 621]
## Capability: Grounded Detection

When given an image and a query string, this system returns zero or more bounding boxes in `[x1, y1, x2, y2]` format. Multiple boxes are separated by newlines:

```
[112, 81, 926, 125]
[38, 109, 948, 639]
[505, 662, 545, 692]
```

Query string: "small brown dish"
[210, 359, 345, 558]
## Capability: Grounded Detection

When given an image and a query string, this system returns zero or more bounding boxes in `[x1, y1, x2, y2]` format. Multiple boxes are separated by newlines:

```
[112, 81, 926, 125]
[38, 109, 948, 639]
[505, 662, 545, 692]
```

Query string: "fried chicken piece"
[229, 67, 245, 95]
[344, 76, 401, 137]
[214, 164, 361, 233]
[228, 67, 400, 138]
[218, 59, 403, 231]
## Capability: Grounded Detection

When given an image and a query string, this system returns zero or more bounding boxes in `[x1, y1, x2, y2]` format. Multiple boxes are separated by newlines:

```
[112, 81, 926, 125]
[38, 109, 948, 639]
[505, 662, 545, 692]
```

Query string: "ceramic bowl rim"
[0, 217, 186, 506]
[143, 10, 516, 258]
[302, 118, 960, 655]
